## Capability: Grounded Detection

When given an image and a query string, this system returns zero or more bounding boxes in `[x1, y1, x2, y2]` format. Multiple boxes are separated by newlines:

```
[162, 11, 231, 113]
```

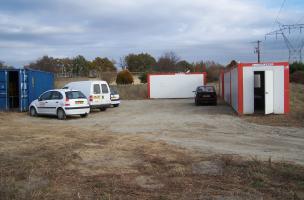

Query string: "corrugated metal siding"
[231, 68, 238, 112]
[0, 70, 7, 110]
[27, 69, 54, 104]
[0, 69, 54, 111]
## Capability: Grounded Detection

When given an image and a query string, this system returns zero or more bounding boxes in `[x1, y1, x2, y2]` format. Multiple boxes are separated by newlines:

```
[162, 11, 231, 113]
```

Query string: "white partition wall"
[243, 64, 285, 114]
[148, 73, 206, 99]
[224, 72, 231, 104]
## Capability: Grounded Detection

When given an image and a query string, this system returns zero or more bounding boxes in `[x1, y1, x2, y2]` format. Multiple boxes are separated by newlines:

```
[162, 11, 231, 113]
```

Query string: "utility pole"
[253, 40, 262, 63]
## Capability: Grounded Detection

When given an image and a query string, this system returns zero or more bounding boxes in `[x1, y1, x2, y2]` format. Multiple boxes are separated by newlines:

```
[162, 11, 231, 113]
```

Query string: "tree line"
[1, 52, 225, 82]
[24, 55, 117, 77]
[0, 61, 13, 69]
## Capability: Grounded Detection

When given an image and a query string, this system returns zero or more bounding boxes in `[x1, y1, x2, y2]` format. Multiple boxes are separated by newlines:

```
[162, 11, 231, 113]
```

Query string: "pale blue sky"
[0, 0, 303, 67]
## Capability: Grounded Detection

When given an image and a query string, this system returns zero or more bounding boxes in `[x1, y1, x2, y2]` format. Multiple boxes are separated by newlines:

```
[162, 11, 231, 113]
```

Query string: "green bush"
[290, 62, 304, 74]
[116, 70, 134, 85]
[139, 72, 148, 83]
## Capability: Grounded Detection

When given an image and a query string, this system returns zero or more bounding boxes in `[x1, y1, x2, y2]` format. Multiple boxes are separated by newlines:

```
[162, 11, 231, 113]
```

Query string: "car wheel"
[80, 113, 88, 118]
[113, 104, 119, 107]
[195, 99, 199, 106]
[57, 108, 66, 120]
[29, 107, 37, 117]
[100, 107, 106, 111]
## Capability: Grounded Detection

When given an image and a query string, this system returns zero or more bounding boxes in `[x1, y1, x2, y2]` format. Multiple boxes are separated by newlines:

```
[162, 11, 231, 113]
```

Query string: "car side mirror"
[38, 97, 42, 101]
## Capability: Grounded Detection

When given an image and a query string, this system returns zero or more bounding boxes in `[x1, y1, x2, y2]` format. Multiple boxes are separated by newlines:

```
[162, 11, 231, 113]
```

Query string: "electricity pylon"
[265, 23, 304, 63]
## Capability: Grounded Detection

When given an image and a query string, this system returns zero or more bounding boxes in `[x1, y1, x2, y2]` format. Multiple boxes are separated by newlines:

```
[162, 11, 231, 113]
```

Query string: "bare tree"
[119, 56, 127, 70]
[157, 51, 180, 72]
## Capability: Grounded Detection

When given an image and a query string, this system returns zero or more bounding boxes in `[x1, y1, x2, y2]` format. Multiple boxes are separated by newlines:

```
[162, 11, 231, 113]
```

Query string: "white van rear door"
[101, 83, 111, 104]
[92, 84, 102, 104]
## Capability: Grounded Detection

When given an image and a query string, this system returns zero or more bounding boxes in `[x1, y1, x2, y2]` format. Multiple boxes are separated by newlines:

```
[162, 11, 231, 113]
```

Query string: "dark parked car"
[194, 86, 217, 106]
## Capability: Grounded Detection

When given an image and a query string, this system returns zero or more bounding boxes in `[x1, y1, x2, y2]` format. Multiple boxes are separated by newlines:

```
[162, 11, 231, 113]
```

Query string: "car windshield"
[65, 91, 86, 99]
[197, 86, 214, 92]
[110, 87, 118, 94]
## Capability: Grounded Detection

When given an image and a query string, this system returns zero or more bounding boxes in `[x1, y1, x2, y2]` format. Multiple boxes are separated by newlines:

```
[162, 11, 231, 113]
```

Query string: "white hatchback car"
[29, 89, 90, 120]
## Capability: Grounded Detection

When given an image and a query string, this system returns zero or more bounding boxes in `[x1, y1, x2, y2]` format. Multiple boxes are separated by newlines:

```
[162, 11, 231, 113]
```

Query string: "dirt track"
[1, 99, 304, 199]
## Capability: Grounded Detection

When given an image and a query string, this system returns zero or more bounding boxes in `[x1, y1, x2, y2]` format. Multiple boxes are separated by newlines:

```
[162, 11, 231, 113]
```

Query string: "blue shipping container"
[0, 68, 54, 111]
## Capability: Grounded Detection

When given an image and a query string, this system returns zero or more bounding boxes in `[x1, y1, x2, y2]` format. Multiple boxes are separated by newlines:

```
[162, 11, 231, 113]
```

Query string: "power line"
[265, 24, 304, 62]
[275, 0, 287, 24]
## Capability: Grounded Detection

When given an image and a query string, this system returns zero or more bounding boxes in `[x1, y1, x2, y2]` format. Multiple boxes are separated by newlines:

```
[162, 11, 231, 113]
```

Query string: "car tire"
[57, 108, 66, 120]
[195, 99, 200, 106]
[100, 107, 106, 111]
[113, 104, 119, 107]
[80, 113, 88, 118]
[29, 107, 37, 117]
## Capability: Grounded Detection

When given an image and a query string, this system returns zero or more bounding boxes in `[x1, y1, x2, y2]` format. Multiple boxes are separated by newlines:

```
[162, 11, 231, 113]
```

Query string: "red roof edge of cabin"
[223, 61, 289, 74]
[148, 72, 207, 76]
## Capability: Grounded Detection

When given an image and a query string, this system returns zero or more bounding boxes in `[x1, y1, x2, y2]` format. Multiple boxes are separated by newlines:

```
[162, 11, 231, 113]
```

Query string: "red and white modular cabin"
[148, 72, 207, 98]
[219, 62, 289, 115]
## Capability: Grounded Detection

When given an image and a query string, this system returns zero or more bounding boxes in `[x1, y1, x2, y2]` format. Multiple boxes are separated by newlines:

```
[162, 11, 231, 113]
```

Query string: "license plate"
[203, 95, 210, 97]
[76, 101, 83, 104]
[94, 96, 100, 99]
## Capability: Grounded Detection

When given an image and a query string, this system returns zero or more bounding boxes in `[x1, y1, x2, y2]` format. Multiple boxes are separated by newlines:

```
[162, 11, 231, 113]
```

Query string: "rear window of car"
[65, 91, 86, 99]
[101, 84, 109, 93]
[93, 84, 101, 94]
[197, 86, 214, 92]
[51, 91, 63, 100]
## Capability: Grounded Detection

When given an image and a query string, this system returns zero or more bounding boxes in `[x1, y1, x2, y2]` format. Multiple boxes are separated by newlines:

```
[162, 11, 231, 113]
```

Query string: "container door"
[19, 70, 29, 112]
[265, 70, 274, 115]
[0, 70, 8, 110]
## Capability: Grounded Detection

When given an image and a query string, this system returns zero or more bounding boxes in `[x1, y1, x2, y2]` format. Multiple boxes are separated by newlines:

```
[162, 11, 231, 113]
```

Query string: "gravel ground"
[16, 99, 304, 164]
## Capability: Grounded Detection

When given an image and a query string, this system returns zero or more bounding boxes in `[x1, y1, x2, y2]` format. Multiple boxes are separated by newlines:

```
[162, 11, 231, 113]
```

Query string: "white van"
[63, 81, 111, 111]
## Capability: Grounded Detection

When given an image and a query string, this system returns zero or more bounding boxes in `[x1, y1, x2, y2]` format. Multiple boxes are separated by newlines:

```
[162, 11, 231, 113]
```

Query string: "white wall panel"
[149, 73, 205, 98]
[243, 65, 285, 114]
[224, 72, 231, 104]
[243, 67, 254, 114]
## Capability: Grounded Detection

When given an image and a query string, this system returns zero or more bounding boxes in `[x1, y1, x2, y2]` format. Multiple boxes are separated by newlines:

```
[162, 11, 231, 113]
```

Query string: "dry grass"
[242, 83, 304, 127]
[0, 114, 304, 200]
[110, 84, 147, 100]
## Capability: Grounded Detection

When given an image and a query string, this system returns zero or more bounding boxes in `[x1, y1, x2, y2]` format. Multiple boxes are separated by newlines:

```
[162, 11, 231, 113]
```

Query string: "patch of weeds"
[251, 178, 265, 188]
[92, 182, 105, 189]
[298, 181, 304, 189]
[100, 193, 111, 200]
